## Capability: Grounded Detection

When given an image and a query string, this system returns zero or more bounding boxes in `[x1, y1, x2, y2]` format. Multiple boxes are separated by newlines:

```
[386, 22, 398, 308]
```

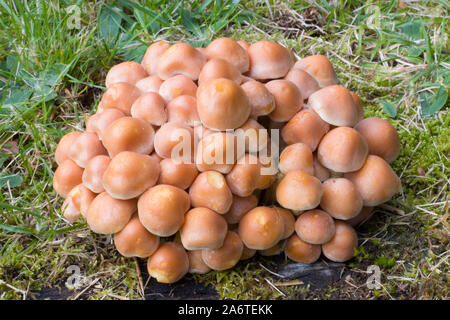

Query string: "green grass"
[0, 0, 448, 300]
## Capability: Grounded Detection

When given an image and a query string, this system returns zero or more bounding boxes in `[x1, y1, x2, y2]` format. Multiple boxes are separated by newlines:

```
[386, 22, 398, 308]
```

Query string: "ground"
[0, 0, 448, 300]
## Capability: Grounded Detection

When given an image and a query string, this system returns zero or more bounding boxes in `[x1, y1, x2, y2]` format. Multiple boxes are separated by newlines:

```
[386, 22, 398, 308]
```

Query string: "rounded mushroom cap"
[100, 82, 142, 115]
[238, 206, 284, 250]
[86, 108, 125, 140]
[55, 131, 82, 165]
[354, 117, 400, 163]
[82, 155, 111, 193]
[53, 159, 84, 198]
[308, 85, 359, 127]
[266, 80, 303, 122]
[294, 55, 338, 87]
[281, 109, 330, 151]
[223, 194, 258, 225]
[166, 95, 200, 126]
[206, 37, 249, 73]
[157, 43, 206, 80]
[235, 118, 269, 153]
[105, 61, 147, 88]
[141, 41, 171, 75]
[295, 209, 335, 244]
[86, 192, 136, 234]
[317, 127, 368, 173]
[248, 41, 293, 80]
[147, 242, 189, 283]
[159, 74, 197, 103]
[259, 240, 286, 256]
[189, 171, 233, 214]
[114, 215, 160, 258]
[198, 58, 242, 86]
[135, 75, 164, 93]
[103, 151, 160, 200]
[153, 122, 195, 162]
[102, 117, 155, 157]
[240, 245, 256, 260]
[322, 221, 358, 262]
[130, 92, 167, 126]
[241, 80, 276, 118]
[197, 78, 251, 131]
[68, 132, 107, 168]
[237, 40, 250, 51]
[320, 178, 363, 220]
[274, 207, 296, 239]
[158, 158, 198, 190]
[201, 230, 243, 271]
[347, 206, 375, 228]
[350, 91, 364, 122]
[279, 142, 314, 175]
[313, 153, 331, 182]
[226, 154, 261, 197]
[138, 184, 190, 237]
[285, 233, 321, 264]
[344, 155, 401, 206]
[62, 184, 96, 222]
[196, 131, 238, 174]
[276, 170, 323, 211]
[187, 250, 211, 274]
[284, 68, 320, 100]
[180, 207, 228, 250]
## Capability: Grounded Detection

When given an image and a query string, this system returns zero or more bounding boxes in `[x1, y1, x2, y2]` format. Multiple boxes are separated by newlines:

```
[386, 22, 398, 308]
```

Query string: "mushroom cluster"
[53, 38, 402, 284]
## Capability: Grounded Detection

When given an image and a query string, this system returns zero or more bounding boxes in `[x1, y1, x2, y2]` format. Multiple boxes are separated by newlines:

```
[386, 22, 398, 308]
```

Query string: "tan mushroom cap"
[285, 234, 321, 264]
[62, 184, 96, 222]
[159, 74, 197, 103]
[295, 209, 335, 244]
[147, 242, 189, 283]
[226, 154, 261, 197]
[322, 221, 358, 262]
[198, 58, 242, 86]
[103, 151, 160, 200]
[138, 184, 190, 237]
[274, 207, 296, 239]
[294, 55, 338, 87]
[189, 171, 233, 214]
[197, 78, 251, 131]
[141, 41, 171, 75]
[281, 109, 330, 151]
[354, 117, 401, 163]
[68, 132, 107, 168]
[240, 245, 256, 260]
[158, 158, 198, 190]
[53, 159, 84, 198]
[180, 207, 228, 250]
[187, 250, 211, 274]
[223, 194, 258, 225]
[166, 95, 200, 126]
[238, 206, 284, 250]
[259, 240, 286, 256]
[241, 80, 276, 118]
[344, 155, 401, 206]
[82, 155, 111, 193]
[86, 192, 136, 234]
[313, 153, 331, 182]
[201, 230, 244, 271]
[86, 108, 125, 140]
[100, 82, 142, 115]
[347, 206, 375, 228]
[317, 127, 368, 173]
[130, 92, 167, 126]
[350, 92, 364, 122]
[236, 118, 269, 153]
[105, 61, 147, 88]
[114, 215, 160, 258]
[135, 75, 164, 93]
[284, 68, 320, 100]
[266, 80, 303, 122]
[102, 117, 155, 157]
[248, 41, 294, 80]
[237, 40, 250, 51]
[276, 170, 323, 211]
[196, 131, 238, 174]
[279, 143, 314, 175]
[320, 178, 363, 220]
[55, 131, 82, 165]
[153, 122, 195, 162]
[206, 37, 249, 73]
[157, 43, 206, 80]
[308, 85, 359, 127]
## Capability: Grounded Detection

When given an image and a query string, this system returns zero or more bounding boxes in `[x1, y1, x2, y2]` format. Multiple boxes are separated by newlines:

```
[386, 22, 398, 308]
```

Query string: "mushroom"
[135, 75, 164, 93]
[138, 184, 190, 236]
[86, 192, 137, 234]
[285, 234, 321, 264]
[247, 41, 293, 80]
[187, 250, 211, 274]
[197, 78, 251, 131]
[166, 95, 200, 126]
[274, 207, 296, 239]
[105, 61, 148, 88]
[295, 209, 335, 244]
[235, 118, 269, 153]
[259, 240, 286, 256]
[61, 184, 96, 222]
[317, 127, 368, 173]
[344, 155, 401, 206]
[241, 80, 276, 118]
[223, 194, 258, 225]
[86, 108, 125, 140]
[199, 58, 242, 86]
[102, 151, 160, 200]
[154, 122, 195, 162]
[350, 91, 364, 122]
[206, 37, 249, 73]
[321, 221, 358, 262]
[158, 74, 197, 103]
[141, 41, 171, 75]
[158, 158, 198, 190]
[147, 242, 189, 283]
[114, 214, 160, 258]
[225, 154, 261, 197]
[157, 43, 206, 80]
[284, 68, 320, 101]
[278, 142, 314, 175]
[240, 245, 256, 260]
[201, 230, 243, 271]
[320, 178, 363, 220]
[196, 131, 238, 174]
[189, 171, 233, 214]
[68, 131, 107, 168]
[82, 155, 111, 193]
[313, 153, 331, 182]
[100, 82, 142, 115]
[266, 80, 303, 122]
[55, 131, 82, 165]
[293, 55, 338, 87]
[53, 159, 84, 198]
[354, 117, 400, 163]
[180, 207, 228, 250]
[347, 206, 375, 228]
[130, 92, 167, 126]
[236, 40, 250, 51]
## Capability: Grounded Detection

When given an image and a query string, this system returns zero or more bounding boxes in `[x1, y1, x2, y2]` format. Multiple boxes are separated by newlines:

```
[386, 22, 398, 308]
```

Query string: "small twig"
[259, 263, 285, 278]
[106, 293, 129, 300]
[134, 257, 145, 299]
[72, 278, 99, 300]
[264, 278, 286, 297]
